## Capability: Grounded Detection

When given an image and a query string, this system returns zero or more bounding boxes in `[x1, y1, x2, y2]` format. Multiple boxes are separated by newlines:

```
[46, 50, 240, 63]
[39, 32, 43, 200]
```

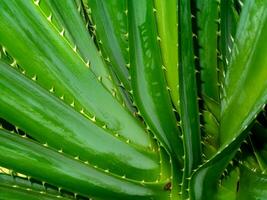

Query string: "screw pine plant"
[0, 0, 267, 199]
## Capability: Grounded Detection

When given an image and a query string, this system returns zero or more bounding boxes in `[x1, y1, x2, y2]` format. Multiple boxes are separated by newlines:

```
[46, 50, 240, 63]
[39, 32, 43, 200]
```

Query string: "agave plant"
[0, 0, 267, 199]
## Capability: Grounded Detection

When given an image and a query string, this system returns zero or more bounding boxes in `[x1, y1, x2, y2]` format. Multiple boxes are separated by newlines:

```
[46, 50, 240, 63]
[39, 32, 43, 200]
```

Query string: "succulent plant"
[0, 0, 267, 199]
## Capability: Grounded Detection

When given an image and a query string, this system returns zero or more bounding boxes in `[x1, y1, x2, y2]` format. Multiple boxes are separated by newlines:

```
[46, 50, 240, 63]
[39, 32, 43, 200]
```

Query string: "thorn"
[77, 5, 81, 13]
[80, 108, 85, 114]
[230, 35, 234, 43]
[49, 87, 54, 93]
[11, 59, 17, 67]
[73, 45, 77, 52]
[32, 75, 37, 81]
[215, 18, 221, 24]
[70, 101, 75, 107]
[238, 0, 244, 7]
[124, 10, 128, 15]
[225, 58, 229, 65]
[86, 60, 90, 68]
[2, 46, 7, 55]
[34, 0, 40, 6]
[47, 14, 52, 22]
[105, 57, 110, 62]
[227, 46, 232, 53]
[102, 124, 107, 129]
[60, 29, 65, 37]
[90, 116, 96, 122]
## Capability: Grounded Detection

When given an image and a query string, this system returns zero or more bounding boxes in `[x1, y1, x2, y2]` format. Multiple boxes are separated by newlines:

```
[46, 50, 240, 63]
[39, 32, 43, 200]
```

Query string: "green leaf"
[128, 0, 184, 168]
[220, 0, 240, 72]
[0, 130, 170, 200]
[220, 0, 267, 145]
[83, 0, 131, 92]
[190, 1, 267, 199]
[154, 0, 180, 111]
[0, 0, 151, 149]
[190, 141, 240, 200]
[237, 166, 267, 200]
[215, 166, 239, 200]
[0, 186, 69, 200]
[178, 0, 202, 197]
[0, 172, 73, 200]
[0, 61, 161, 181]
[197, 0, 220, 102]
[37, 0, 115, 95]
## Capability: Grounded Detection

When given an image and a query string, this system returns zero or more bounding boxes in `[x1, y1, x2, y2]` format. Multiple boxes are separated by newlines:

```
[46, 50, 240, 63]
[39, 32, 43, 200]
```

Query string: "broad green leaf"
[190, 142, 239, 200]
[0, 186, 69, 200]
[0, 172, 73, 200]
[154, 0, 179, 111]
[37, 0, 115, 95]
[202, 110, 219, 158]
[237, 166, 267, 200]
[0, 130, 170, 200]
[190, 1, 267, 199]
[83, 0, 131, 92]
[197, 0, 220, 103]
[0, 61, 161, 181]
[215, 167, 239, 200]
[220, 0, 240, 72]
[0, 0, 151, 148]
[179, 0, 202, 197]
[128, 0, 184, 168]
[221, 0, 267, 144]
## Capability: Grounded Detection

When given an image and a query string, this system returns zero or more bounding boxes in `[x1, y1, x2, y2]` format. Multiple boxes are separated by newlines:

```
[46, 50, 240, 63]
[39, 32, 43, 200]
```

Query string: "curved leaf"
[0, 0, 151, 148]
[37, 0, 115, 95]
[237, 166, 267, 200]
[128, 0, 184, 168]
[197, 0, 220, 102]
[0, 130, 170, 200]
[154, 0, 179, 111]
[0, 61, 161, 181]
[84, 0, 131, 92]
[179, 0, 202, 197]
[190, 1, 267, 199]
[0, 172, 73, 200]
